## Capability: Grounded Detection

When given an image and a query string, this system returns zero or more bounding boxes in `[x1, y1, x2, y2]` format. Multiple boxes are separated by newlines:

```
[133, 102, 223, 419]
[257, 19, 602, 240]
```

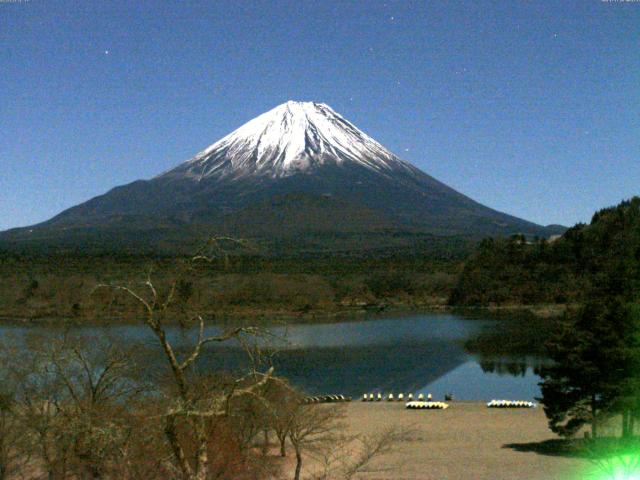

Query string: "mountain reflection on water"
[0, 313, 547, 400]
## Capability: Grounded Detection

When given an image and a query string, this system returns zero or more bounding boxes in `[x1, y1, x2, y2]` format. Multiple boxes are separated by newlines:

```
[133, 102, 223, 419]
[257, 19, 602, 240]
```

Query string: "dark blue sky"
[1, 0, 638, 231]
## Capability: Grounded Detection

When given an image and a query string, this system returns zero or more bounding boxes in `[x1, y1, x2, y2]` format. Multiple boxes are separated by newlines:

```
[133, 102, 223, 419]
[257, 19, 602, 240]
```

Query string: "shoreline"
[0, 303, 567, 326]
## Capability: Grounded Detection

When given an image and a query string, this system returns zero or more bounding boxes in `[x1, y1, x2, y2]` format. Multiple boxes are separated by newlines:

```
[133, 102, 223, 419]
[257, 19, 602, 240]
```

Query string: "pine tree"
[539, 299, 640, 438]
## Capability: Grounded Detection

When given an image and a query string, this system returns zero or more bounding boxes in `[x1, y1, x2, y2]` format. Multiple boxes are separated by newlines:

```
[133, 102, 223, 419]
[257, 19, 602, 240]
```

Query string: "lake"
[0, 313, 545, 401]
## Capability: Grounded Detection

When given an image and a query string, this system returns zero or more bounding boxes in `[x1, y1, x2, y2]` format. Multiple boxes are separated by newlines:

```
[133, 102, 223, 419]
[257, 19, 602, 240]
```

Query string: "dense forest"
[449, 197, 640, 307]
[0, 247, 465, 321]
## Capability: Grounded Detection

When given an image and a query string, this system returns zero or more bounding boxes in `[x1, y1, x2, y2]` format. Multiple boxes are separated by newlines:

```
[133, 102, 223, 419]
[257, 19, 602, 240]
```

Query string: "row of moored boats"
[362, 393, 434, 402]
[486, 400, 536, 408]
[303, 395, 352, 404]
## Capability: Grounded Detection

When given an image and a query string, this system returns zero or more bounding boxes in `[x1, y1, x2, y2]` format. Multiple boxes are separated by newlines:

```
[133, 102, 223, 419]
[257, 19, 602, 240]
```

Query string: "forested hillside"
[450, 197, 640, 306]
[0, 250, 462, 321]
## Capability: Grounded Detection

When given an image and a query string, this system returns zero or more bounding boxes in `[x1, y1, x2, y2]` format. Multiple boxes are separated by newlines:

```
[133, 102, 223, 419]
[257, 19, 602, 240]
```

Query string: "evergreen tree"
[539, 299, 640, 438]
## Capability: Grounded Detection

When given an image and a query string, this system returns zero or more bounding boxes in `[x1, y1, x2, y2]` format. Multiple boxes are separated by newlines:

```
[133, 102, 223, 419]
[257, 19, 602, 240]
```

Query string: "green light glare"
[585, 453, 640, 480]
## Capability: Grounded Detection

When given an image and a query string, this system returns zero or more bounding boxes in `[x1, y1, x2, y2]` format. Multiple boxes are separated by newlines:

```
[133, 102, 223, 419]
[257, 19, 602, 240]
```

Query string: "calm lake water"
[0, 313, 544, 401]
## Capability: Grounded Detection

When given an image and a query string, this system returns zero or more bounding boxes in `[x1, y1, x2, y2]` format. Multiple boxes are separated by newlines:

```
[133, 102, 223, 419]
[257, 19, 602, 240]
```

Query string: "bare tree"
[287, 404, 345, 480]
[0, 331, 145, 480]
[285, 400, 413, 480]
[0, 387, 30, 480]
[334, 426, 413, 480]
[94, 238, 278, 480]
[262, 378, 301, 458]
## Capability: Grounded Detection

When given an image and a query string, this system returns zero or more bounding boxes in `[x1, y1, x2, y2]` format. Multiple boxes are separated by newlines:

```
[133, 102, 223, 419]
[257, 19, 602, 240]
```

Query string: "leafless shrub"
[304, 425, 413, 480]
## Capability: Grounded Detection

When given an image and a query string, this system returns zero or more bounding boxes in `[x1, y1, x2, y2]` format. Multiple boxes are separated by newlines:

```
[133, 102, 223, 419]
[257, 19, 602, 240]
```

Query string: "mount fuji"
[0, 101, 563, 253]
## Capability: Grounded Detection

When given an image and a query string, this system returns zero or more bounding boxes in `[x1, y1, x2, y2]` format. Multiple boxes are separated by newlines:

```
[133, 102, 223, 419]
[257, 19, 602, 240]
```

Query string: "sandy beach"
[325, 401, 591, 480]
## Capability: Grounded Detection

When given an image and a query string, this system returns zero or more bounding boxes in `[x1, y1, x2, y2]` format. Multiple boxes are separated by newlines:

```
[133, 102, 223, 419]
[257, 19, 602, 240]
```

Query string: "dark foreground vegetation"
[0, 336, 406, 480]
[0, 250, 410, 480]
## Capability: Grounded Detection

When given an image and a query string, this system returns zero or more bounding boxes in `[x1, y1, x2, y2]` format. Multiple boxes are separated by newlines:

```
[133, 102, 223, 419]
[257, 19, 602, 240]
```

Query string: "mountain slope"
[0, 101, 563, 254]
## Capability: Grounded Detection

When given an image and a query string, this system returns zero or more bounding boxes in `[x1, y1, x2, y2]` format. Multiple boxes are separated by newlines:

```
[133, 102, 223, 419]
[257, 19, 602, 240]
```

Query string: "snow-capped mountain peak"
[162, 101, 413, 181]
[2, 101, 560, 247]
